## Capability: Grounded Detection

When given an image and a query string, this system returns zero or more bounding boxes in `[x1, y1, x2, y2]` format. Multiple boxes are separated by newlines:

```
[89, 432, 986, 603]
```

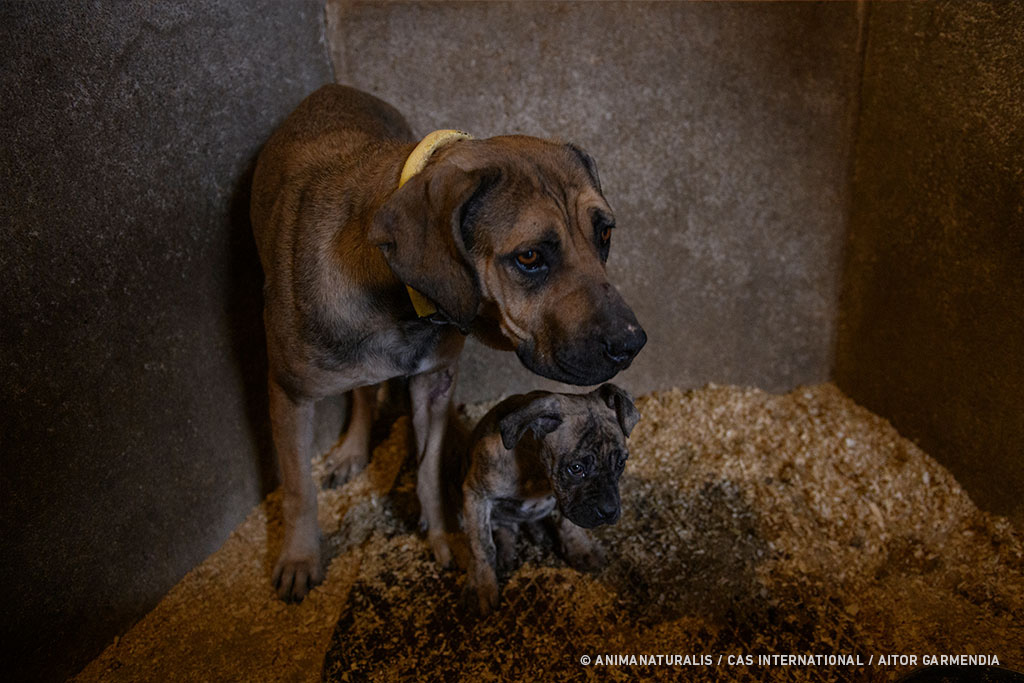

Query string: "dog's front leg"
[268, 378, 323, 601]
[462, 490, 499, 615]
[492, 524, 519, 576]
[409, 363, 457, 567]
[555, 516, 605, 572]
[323, 383, 376, 488]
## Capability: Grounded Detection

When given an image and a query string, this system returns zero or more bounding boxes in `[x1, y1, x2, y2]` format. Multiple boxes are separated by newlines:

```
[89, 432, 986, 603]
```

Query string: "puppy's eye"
[600, 226, 612, 244]
[613, 450, 628, 473]
[567, 461, 585, 477]
[515, 249, 545, 273]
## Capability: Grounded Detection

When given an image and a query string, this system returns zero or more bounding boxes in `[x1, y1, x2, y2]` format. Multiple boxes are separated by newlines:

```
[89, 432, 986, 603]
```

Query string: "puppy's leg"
[268, 378, 323, 601]
[409, 364, 457, 566]
[323, 384, 376, 488]
[492, 523, 519, 576]
[555, 516, 605, 572]
[462, 490, 499, 615]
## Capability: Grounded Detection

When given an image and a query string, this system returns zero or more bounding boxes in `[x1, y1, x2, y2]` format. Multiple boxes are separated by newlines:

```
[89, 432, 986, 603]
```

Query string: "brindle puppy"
[460, 384, 639, 614]
[250, 84, 645, 601]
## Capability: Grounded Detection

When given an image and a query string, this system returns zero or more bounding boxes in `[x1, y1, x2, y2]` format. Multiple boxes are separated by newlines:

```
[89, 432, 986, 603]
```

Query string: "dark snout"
[553, 284, 646, 385]
[593, 497, 621, 524]
[601, 316, 647, 366]
[514, 278, 646, 386]
[564, 486, 621, 529]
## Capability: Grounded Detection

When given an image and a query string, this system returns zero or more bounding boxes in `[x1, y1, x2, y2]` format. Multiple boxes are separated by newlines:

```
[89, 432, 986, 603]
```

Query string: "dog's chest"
[492, 495, 557, 524]
[319, 318, 462, 386]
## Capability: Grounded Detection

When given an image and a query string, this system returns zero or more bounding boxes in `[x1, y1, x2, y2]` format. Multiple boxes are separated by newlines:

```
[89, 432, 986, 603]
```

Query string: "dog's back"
[250, 84, 413, 259]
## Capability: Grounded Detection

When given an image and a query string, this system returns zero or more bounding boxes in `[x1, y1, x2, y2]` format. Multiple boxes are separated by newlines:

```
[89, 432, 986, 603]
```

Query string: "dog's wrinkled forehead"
[443, 136, 609, 245]
[548, 396, 627, 455]
[575, 416, 625, 458]
[454, 135, 597, 187]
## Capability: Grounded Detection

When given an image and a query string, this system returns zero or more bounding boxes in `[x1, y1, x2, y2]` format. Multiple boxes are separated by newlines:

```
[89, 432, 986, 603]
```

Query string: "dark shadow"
[599, 477, 767, 624]
[226, 152, 277, 496]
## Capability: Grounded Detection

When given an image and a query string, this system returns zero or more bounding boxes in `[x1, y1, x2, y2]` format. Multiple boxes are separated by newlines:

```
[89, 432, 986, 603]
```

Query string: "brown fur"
[250, 85, 645, 601]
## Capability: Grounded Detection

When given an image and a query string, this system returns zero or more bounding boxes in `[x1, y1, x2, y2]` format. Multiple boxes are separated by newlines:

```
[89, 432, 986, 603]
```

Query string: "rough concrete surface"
[835, 0, 1024, 525]
[326, 0, 863, 402]
[0, 1, 333, 680]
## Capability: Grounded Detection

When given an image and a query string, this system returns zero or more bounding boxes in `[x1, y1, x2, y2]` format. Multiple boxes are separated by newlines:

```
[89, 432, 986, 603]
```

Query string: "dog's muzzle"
[553, 314, 646, 386]
[564, 487, 622, 529]
[512, 277, 646, 385]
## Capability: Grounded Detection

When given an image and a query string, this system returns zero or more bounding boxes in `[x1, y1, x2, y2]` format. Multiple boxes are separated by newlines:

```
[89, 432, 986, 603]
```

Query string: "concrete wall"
[0, 2, 333, 680]
[835, 0, 1024, 525]
[326, 0, 864, 403]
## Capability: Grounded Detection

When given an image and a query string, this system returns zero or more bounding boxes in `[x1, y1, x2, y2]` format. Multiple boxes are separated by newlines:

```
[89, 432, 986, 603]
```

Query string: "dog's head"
[369, 136, 646, 386]
[497, 384, 640, 528]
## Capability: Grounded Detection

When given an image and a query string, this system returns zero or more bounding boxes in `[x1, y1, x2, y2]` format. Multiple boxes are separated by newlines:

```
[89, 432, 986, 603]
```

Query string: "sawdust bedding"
[76, 384, 1024, 682]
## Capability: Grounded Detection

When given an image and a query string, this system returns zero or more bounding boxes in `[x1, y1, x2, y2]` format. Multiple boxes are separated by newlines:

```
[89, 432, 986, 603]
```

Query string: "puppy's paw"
[560, 530, 605, 572]
[322, 439, 368, 488]
[462, 578, 499, 616]
[493, 526, 518, 575]
[496, 543, 518, 576]
[272, 548, 324, 602]
[428, 530, 453, 568]
[566, 543, 605, 572]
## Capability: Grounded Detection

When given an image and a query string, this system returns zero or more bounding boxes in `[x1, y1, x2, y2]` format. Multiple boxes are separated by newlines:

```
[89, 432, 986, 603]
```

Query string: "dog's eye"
[612, 450, 628, 473]
[567, 461, 585, 477]
[593, 212, 615, 262]
[515, 249, 544, 272]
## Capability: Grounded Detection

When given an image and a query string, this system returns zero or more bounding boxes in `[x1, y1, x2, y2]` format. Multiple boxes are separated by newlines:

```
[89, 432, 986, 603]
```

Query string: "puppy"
[460, 384, 639, 614]
[250, 84, 646, 600]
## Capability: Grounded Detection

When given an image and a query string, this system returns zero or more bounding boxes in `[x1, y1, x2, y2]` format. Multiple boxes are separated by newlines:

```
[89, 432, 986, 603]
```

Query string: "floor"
[75, 384, 1024, 682]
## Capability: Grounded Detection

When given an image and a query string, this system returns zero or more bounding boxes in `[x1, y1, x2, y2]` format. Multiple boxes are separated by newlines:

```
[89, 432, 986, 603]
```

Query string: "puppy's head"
[497, 384, 640, 528]
[369, 136, 646, 386]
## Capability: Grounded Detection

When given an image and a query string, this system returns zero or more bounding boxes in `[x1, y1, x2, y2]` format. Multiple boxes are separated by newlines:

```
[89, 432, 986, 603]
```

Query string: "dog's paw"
[563, 536, 605, 572]
[272, 549, 324, 602]
[462, 578, 499, 616]
[568, 545, 605, 572]
[428, 530, 453, 568]
[322, 439, 369, 489]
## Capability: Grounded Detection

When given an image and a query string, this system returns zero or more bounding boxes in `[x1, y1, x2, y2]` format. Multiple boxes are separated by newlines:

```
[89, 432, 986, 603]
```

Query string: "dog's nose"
[594, 500, 620, 523]
[602, 325, 647, 365]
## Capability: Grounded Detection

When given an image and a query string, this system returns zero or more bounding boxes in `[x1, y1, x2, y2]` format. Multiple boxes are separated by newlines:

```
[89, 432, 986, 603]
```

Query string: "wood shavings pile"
[75, 384, 1023, 682]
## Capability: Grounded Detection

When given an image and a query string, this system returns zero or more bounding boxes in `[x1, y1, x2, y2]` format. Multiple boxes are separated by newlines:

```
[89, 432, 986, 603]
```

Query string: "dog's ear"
[498, 395, 564, 451]
[369, 159, 500, 331]
[567, 143, 602, 193]
[597, 383, 640, 437]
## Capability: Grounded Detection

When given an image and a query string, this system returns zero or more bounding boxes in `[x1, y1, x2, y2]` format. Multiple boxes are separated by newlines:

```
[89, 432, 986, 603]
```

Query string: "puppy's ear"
[567, 143, 602, 193]
[498, 395, 564, 451]
[369, 158, 500, 331]
[597, 383, 640, 437]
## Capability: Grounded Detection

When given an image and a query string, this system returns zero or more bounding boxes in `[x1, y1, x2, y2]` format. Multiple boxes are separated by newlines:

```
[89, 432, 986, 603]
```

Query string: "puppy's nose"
[602, 325, 647, 365]
[594, 500, 620, 523]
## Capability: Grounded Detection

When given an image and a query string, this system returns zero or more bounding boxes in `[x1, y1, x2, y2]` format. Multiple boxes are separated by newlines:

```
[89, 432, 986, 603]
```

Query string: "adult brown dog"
[250, 84, 645, 601]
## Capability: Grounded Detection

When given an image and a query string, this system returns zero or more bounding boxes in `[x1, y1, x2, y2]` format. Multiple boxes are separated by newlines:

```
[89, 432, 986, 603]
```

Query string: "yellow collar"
[398, 129, 473, 318]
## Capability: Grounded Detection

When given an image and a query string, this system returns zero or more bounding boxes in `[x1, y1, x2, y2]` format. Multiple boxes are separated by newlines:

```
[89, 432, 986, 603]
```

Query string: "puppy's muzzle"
[565, 488, 622, 529]
[593, 498, 621, 524]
